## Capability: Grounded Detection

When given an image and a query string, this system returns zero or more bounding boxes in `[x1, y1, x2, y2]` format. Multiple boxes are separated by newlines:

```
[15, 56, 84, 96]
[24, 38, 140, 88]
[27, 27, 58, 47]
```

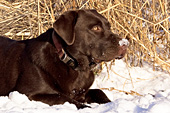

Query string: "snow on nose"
[119, 38, 129, 46]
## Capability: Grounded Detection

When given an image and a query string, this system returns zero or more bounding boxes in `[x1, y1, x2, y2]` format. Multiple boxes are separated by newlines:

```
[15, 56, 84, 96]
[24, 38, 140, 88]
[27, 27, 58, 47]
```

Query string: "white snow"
[119, 39, 129, 46]
[1, 59, 170, 113]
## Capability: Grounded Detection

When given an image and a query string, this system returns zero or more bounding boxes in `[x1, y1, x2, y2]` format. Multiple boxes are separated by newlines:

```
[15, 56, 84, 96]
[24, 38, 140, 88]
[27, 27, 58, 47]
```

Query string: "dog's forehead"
[78, 10, 110, 26]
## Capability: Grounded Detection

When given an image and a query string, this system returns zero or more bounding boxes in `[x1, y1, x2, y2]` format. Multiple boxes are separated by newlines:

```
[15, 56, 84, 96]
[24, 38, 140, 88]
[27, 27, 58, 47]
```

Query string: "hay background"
[0, 0, 170, 73]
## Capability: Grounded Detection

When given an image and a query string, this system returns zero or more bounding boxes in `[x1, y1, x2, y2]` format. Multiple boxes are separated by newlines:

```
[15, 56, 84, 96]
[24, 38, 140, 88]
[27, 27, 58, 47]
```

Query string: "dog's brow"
[107, 22, 111, 27]
[103, 21, 111, 28]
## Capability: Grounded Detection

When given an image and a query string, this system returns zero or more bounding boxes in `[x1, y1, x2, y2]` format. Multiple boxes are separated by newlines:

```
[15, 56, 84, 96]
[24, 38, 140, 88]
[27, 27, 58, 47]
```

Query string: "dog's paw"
[77, 104, 91, 109]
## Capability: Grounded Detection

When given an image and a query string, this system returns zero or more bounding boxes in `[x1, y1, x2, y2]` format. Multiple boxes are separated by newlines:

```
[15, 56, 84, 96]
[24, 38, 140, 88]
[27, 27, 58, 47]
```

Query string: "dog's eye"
[91, 25, 102, 32]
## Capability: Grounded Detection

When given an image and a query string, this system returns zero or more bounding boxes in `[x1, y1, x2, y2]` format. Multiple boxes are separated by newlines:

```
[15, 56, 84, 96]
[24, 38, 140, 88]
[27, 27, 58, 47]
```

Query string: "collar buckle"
[60, 49, 77, 68]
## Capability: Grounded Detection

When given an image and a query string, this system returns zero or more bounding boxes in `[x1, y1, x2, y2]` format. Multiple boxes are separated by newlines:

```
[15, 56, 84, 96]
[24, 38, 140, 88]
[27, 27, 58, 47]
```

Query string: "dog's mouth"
[89, 39, 129, 66]
[115, 47, 127, 59]
[90, 49, 126, 65]
[91, 57, 103, 63]
[89, 57, 103, 68]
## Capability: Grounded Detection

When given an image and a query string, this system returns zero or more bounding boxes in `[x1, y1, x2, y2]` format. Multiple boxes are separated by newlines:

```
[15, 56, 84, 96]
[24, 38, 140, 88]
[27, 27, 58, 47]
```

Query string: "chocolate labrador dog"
[0, 9, 128, 109]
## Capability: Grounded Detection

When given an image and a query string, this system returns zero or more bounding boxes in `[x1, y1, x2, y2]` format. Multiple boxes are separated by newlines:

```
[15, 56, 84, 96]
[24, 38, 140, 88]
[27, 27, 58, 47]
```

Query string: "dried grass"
[0, 0, 170, 73]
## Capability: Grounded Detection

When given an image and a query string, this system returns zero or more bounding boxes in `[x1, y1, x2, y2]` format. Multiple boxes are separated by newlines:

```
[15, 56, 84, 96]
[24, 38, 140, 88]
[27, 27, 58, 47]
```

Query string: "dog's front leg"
[84, 89, 111, 104]
[29, 93, 89, 109]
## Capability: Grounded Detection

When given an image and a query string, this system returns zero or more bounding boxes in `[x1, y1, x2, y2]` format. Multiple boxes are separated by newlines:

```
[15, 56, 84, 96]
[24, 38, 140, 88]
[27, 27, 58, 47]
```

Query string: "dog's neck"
[52, 31, 77, 69]
[52, 31, 97, 71]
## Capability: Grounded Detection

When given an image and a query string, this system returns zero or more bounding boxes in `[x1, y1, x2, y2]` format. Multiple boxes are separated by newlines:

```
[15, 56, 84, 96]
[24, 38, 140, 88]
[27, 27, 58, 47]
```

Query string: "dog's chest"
[61, 70, 94, 96]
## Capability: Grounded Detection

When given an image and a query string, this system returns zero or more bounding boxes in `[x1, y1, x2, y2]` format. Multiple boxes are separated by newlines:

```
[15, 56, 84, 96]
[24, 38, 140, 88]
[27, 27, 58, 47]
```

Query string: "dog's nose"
[119, 38, 129, 54]
[119, 38, 129, 47]
[115, 38, 129, 59]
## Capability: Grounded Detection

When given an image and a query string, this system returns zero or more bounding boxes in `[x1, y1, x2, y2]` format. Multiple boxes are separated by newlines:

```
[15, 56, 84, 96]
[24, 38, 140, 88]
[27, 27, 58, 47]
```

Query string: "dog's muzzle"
[116, 38, 129, 59]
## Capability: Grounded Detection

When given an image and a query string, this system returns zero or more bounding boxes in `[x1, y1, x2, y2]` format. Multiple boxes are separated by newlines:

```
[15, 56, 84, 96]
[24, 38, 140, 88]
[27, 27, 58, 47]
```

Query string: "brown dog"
[0, 9, 128, 109]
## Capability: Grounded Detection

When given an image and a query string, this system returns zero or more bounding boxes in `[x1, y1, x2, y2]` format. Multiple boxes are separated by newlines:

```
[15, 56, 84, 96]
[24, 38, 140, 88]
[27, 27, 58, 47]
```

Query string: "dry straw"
[0, 0, 170, 73]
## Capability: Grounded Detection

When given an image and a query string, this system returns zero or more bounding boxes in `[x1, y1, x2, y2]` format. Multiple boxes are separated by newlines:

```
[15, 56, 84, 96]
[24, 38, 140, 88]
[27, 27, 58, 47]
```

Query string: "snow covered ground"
[0, 59, 170, 113]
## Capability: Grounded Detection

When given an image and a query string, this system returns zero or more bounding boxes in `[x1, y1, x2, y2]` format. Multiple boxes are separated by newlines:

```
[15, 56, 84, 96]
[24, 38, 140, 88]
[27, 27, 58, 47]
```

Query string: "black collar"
[52, 31, 77, 69]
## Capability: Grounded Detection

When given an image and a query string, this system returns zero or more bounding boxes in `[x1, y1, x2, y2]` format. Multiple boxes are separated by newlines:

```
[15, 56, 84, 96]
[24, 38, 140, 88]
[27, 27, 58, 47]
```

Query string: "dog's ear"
[53, 11, 78, 45]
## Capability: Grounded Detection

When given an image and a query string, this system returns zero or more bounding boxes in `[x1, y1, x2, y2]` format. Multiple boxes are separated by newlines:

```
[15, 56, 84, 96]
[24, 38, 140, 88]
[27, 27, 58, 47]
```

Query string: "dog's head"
[53, 10, 129, 69]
